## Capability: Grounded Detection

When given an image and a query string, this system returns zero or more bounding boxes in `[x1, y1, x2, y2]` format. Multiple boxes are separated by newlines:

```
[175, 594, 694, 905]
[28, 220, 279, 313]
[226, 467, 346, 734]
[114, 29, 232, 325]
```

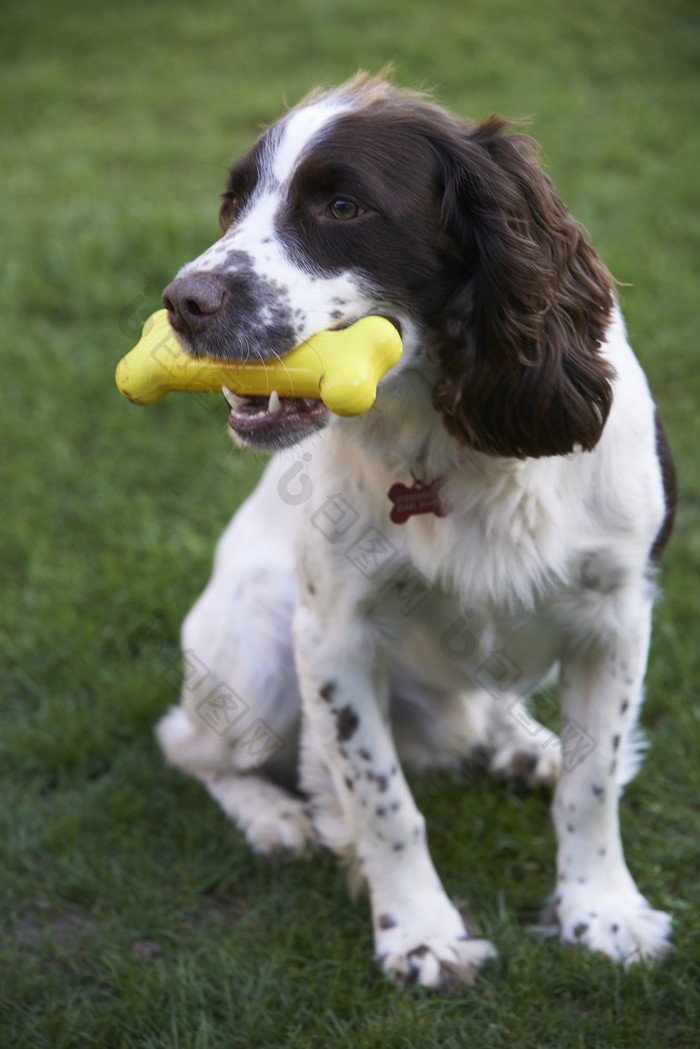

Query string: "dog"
[156, 72, 676, 989]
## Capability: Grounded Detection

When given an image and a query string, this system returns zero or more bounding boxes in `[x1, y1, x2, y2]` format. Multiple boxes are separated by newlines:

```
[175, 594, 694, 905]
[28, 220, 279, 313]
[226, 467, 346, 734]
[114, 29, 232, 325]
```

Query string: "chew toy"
[115, 309, 402, 417]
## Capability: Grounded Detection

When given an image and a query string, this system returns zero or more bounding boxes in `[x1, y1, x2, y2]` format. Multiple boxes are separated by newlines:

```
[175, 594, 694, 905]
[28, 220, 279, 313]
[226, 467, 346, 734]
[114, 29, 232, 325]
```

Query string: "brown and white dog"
[156, 73, 676, 989]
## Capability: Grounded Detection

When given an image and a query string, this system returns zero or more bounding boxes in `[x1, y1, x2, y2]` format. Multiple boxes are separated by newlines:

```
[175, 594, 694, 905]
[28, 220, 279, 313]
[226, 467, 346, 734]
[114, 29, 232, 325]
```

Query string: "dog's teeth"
[268, 390, 281, 414]
[222, 385, 244, 410]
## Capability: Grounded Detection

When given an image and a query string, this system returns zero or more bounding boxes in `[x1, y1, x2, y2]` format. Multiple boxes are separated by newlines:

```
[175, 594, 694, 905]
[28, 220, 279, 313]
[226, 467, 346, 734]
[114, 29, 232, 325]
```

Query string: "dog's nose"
[162, 274, 228, 336]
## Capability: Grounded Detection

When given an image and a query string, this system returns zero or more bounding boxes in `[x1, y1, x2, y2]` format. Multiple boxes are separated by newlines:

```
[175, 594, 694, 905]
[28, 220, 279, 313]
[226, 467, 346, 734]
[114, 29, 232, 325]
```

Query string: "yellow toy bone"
[115, 309, 402, 417]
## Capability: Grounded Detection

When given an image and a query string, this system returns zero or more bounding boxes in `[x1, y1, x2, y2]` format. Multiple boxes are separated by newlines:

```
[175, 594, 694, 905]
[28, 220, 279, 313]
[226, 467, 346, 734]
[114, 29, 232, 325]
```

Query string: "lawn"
[1, 0, 699, 1045]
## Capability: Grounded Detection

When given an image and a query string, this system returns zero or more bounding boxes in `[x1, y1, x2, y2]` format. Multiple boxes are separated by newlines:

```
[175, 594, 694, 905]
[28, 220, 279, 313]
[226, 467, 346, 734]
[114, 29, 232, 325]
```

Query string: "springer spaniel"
[156, 73, 676, 988]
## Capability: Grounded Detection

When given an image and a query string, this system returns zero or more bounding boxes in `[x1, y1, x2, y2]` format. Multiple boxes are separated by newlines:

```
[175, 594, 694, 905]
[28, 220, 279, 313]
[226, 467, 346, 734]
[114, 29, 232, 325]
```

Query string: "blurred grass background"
[1, 0, 699, 1046]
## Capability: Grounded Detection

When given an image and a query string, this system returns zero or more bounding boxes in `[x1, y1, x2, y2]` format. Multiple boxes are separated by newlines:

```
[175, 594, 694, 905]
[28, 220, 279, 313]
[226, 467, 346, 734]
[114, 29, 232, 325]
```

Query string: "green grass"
[2, 0, 700, 1045]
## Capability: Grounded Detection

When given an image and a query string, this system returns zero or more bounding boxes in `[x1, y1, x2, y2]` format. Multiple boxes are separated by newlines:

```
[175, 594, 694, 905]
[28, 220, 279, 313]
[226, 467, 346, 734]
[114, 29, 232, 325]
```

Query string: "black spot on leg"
[567, 824, 576, 833]
[358, 748, 372, 762]
[393, 843, 405, 852]
[378, 914, 396, 930]
[574, 922, 589, 939]
[375, 806, 386, 818]
[609, 759, 617, 777]
[375, 775, 389, 792]
[612, 734, 620, 751]
[620, 699, 629, 715]
[611, 923, 619, 934]
[592, 785, 606, 801]
[598, 847, 607, 857]
[319, 681, 337, 702]
[307, 581, 316, 595]
[335, 705, 359, 742]
[344, 776, 354, 793]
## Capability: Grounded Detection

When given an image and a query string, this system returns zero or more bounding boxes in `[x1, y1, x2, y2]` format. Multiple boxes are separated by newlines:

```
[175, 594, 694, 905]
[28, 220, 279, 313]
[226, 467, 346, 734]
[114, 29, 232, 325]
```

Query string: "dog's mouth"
[219, 316, 401, 448]
[222, 386, 330, 446]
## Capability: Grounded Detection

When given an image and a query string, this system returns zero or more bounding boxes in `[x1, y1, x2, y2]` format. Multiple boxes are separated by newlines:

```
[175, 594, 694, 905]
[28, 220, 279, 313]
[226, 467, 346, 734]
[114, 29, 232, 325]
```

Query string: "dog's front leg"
[292, 594, 495, 989]
[553, 602, 672, 965]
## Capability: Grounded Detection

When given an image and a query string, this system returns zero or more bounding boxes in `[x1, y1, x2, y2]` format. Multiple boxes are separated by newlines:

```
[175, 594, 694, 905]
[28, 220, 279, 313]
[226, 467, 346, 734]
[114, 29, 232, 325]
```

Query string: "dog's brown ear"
[430, 116, 616, 459]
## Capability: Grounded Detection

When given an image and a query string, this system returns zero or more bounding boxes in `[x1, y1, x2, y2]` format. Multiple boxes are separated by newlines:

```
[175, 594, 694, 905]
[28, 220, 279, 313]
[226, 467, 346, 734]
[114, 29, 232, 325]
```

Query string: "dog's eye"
[219, 192, 239, 229]
[328, 198, 360, 220]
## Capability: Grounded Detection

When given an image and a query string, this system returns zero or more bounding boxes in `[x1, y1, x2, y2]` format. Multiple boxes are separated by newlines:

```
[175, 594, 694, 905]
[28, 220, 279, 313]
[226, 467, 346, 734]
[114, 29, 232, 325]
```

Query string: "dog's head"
[163, 73, 615, 455]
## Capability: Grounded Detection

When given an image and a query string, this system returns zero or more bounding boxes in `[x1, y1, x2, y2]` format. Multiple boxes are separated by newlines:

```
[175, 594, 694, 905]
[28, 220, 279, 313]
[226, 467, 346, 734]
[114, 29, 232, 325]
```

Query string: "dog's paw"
[486, 696, 561, 789]
[378, 932, 496, 990]
[200, 772, 317, 858]
[243, 797, 317, 858]
[374, 901, 496, 989]
[556, 887, 672, 967]
[490, 735, 561, 788]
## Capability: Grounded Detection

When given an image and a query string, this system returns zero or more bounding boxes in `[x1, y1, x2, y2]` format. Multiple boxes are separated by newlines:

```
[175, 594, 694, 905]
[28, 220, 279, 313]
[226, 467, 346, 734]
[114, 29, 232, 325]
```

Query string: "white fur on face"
[177, 96, 387, 351]
[271, 100, 354, 184]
